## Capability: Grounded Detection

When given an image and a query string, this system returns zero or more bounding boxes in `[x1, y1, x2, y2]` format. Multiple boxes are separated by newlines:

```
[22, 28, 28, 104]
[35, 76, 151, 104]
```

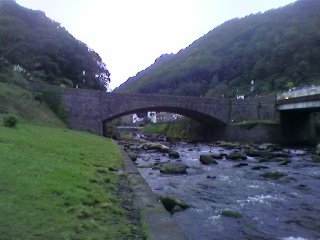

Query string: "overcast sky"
[16, 0, 296, 89]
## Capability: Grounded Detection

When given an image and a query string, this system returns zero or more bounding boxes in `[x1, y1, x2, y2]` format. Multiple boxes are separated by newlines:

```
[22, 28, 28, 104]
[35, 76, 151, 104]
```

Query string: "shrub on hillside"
[3, 115, 18, 128]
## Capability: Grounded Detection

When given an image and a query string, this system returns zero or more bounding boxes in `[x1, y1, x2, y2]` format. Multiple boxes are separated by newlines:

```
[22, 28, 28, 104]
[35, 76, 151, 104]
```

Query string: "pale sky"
[16, 0, 296, 89]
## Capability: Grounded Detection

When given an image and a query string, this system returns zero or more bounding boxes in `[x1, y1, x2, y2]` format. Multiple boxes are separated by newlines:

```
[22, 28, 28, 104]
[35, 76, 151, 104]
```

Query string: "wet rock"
[260, 171, 287, 179]
[138, 138, 147, 143]
[199, 155, 219, 164]
[272, 151, 290, 158]
[168, 150, 180, 159]
[296, 184, 308, 190]
[127, 152, 138, 162]
[316, 143, 320, 155]
[226, 151, 247, 160]
[251, 165, 269, 170]
[312, 155, 320, 163]
[129, 144, 139, 151]
[258, 143, 281, 151]
[160, 145, 170, 152]
[150, 142, 168, 151]
[215, 141, 239, 149]
[233, 162, 248, 168]
[259, 157, 288, 163]
[246, 149, 273, 159]
[159, 195, 189, 214]
[221, 209, 242, 218]
[207, 175, 217, 179]
[151, 165, 162, 170]
[160, 162, 188, 174]
[212, 152, 223, 159]
[279, 160, 291, 165]
[172, 205, 183, 213]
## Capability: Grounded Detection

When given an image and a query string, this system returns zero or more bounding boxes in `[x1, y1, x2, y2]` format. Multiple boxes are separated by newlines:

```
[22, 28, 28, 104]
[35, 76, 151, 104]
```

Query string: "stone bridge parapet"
[31, 84, 278, 135]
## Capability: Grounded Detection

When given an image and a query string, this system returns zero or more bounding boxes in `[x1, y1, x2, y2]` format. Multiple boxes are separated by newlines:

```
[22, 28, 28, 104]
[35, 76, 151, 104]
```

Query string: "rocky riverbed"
[118, 136, 320, 240]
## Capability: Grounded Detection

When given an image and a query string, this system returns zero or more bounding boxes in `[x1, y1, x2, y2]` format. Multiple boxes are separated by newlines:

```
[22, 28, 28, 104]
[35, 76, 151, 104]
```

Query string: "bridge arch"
[102, 106, 227, 139]
[103, 106, 226, 126]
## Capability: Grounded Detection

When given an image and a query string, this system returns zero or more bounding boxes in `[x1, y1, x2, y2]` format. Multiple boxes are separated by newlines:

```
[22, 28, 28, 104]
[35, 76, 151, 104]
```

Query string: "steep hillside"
[0, 0, 110, 90]
[116, 0, 320, 97]
[0, 70, 66, 127]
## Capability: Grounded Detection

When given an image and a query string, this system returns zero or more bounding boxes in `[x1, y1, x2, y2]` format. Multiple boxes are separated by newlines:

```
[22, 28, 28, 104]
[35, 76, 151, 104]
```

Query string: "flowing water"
[126, 140, 320, 240]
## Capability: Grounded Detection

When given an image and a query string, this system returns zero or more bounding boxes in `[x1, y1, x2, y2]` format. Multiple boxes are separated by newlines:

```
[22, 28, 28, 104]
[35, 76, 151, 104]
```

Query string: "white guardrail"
[277, 86, 320, 100]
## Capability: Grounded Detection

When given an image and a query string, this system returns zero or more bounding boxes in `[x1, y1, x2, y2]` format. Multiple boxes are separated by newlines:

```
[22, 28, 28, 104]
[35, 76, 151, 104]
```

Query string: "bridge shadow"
[102, 106, 227, 140]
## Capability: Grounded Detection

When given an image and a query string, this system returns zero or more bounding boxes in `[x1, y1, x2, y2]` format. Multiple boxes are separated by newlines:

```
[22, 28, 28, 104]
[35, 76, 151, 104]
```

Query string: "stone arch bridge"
[33, 84, 277, 138]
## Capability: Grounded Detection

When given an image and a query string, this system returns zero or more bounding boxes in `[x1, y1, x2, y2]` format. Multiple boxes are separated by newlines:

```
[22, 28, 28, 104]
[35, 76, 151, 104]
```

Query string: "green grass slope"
[0, 72, 65, 127]
[0, 123, 142, 240]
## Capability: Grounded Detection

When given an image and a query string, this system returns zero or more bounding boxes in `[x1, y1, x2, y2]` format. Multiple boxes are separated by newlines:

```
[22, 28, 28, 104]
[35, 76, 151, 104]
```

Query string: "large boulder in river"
[142, 142, 169, 152]
[199, 154, 219, 164]
[160, 162, 188, 174]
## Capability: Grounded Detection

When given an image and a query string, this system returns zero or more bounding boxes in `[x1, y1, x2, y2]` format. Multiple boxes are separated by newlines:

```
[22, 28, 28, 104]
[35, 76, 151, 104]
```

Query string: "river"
[120, 138, 320, 240]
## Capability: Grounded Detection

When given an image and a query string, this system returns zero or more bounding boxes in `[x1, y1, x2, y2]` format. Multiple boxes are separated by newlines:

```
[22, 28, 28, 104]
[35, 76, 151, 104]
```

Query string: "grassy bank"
[0, 81, 65, 127]
[143, 119, 208, 141]
[230, 119, 278, 126]
[0, 123, 144, 239]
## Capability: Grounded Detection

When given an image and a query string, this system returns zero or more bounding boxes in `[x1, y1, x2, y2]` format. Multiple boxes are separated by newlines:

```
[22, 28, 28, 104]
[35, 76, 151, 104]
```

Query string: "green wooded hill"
[116, 0, 320, 97]
[0, 0, 110, 90]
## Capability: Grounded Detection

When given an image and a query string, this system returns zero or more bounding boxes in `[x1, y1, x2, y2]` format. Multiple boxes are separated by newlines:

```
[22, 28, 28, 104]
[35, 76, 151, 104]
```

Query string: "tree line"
[116, 0, 320, 97]
[0, 0, 110, 90]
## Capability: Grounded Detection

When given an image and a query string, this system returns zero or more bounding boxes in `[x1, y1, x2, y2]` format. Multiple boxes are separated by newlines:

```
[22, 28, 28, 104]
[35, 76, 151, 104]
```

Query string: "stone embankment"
[119, 139, 188, 240]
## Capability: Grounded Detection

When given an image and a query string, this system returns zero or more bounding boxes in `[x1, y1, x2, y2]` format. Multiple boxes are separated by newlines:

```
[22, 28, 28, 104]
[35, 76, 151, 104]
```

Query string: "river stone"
[149, 142, 163, 150]
[258, 143, 279, 151]
[211, 152, 223, 159]
[272, 151, 290, 158]
[246, 149, 273, 159]
[251, 165, 269, 170]
[312, 155, 320, 163]
[316, 143, 320, 155]
[160, 162, 188, 174]
[128, 145, 137, 151]
[221, 209, 242, 218]
[226, 151, 247, 160]
[279, 160, 291, 165]
[215, 141, 239, 149]
[233, 162, 248, 168]
[168, 150, 180, 158]
[199, 155, 219, 164]
[142, 142, 170, 153]
[138, 138, 147, 143]
[207, 175, 217, 179]
[159, 195, 189, 214]
[260, 171, 287, 179]
[160, 145, 170, 152]
[127, 152, 137, 162]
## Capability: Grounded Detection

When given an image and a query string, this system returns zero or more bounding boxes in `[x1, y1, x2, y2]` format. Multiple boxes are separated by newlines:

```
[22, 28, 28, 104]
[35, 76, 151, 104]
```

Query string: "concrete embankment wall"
[223, 124, 281, 143]
[120, 146, 188, 240]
